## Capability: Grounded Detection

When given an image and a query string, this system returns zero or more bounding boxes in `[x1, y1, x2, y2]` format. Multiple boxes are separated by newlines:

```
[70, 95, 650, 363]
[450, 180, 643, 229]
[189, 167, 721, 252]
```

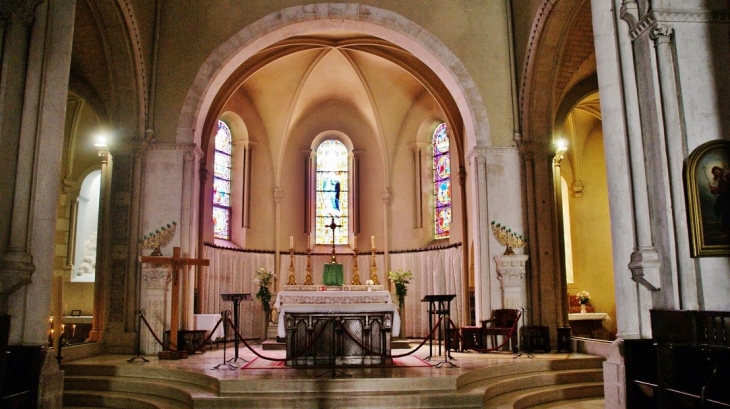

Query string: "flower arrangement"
[254, 267, 274, 314]
[388, 269, 413, 308]
[576, 290, 591, 305]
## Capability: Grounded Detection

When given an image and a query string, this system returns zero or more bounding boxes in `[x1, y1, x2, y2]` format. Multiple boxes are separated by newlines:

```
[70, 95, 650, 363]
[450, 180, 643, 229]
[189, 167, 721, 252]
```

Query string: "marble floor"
[63, 340, 607, 408]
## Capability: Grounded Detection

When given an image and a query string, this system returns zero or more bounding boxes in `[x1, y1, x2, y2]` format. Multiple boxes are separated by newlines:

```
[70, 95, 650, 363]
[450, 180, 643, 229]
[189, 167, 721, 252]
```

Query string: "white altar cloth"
[277, 303, 400, 338]
[568, 312, 611, 321]
[274, 290, 394, 309]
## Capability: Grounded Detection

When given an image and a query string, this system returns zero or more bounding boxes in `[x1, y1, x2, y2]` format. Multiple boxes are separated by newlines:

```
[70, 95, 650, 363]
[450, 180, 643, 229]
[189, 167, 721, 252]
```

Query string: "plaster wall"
[141, 149, 185, 252]
[566, 128, 616, 336]
[671, 18, 730, 311]
[485, 147, 525, 312]
[152, 1, 513, 146]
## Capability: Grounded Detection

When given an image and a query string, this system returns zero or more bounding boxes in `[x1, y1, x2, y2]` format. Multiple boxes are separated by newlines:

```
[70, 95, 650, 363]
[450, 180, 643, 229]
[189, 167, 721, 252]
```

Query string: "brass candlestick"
[286, 248, 297, 285]
[351, 249, 361, 285]
[303, 248, 314, 285]
[369, 247, 379, 285]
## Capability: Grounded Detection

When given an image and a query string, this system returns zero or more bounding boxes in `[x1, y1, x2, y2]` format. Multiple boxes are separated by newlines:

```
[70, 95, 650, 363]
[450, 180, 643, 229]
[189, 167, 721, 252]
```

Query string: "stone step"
[481, 381, 605, 408]
[64, 390, 188, 409]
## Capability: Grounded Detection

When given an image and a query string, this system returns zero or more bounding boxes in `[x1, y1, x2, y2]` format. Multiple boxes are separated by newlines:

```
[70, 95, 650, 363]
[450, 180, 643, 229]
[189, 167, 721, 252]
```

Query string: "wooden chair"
[481, 309, 520, 352]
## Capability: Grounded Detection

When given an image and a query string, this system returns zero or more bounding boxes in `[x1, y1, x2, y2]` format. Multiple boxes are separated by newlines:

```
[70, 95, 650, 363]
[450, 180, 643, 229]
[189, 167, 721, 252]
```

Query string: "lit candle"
[371, 236, 375, 248]
[72, 324, 76, 337]
[353, 236, 357, 250]
[290, 236, 294, 249]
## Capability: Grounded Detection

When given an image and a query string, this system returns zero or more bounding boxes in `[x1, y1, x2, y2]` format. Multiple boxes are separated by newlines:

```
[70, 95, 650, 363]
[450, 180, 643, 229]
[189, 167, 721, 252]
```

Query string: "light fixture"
[94, 132, 109, 148]
[554, 138, 567, 163]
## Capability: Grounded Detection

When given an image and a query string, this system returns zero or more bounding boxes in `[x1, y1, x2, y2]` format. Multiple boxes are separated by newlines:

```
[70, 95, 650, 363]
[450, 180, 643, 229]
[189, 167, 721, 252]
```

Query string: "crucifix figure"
[327, 216, 341, 263]
[140, 246, 209, 357]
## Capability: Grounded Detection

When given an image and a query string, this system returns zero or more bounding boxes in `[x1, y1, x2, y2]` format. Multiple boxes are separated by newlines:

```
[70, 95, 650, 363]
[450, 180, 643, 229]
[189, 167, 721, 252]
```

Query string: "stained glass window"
[213, 120, 232, 239]
[433, 123, 451, 239]
[316, 140, 348, 245]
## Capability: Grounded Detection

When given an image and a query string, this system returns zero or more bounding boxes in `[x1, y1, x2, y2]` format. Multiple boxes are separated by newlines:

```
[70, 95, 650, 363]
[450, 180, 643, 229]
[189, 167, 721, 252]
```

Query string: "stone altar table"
[275, 289, 400, 366]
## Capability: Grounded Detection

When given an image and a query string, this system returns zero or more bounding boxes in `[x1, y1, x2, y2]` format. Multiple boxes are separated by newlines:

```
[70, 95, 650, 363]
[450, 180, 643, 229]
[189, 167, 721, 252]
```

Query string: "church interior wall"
[669, 16, 730, 312]
[565, 126, 617, 336]
[484, 147, 526, 313]
[141, 149, 185, 249]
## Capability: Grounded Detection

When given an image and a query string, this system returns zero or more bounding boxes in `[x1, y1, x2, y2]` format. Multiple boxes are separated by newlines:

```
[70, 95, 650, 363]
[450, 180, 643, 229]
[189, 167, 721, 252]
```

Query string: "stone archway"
[518, 0, 593, 335]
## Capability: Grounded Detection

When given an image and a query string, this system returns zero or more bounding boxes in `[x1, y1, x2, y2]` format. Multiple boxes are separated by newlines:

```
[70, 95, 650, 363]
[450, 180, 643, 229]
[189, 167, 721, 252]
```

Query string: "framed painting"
[685, 139, 730, 257]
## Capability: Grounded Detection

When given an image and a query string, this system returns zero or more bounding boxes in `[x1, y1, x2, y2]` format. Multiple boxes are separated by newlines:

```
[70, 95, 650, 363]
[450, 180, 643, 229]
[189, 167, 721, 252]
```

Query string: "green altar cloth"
[323, 263, 344, 286]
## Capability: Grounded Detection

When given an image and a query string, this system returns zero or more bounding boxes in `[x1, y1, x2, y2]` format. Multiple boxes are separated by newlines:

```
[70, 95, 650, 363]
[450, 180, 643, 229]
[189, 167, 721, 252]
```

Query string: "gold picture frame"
[685, 139, 730, 257]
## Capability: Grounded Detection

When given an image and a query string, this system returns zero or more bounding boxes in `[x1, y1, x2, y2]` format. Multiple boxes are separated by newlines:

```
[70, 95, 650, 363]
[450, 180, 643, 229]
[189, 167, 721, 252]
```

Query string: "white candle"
[290, 236, 294, 249]
[353, 236, 357, 250]
[371, 236, 375, 248]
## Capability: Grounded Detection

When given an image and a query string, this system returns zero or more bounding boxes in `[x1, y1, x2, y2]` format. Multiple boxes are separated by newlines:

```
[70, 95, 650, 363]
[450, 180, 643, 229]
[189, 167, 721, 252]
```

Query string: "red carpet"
[241, 355, 431, 369]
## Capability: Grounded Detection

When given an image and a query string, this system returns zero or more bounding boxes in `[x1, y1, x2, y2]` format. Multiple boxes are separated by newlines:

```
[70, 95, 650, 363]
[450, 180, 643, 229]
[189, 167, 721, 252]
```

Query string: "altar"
[275, 287, 400, 366]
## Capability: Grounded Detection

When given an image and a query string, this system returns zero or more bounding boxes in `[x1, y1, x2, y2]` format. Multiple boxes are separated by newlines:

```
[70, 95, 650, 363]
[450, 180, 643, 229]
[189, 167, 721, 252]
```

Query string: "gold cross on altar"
[140, 246, 209, 352]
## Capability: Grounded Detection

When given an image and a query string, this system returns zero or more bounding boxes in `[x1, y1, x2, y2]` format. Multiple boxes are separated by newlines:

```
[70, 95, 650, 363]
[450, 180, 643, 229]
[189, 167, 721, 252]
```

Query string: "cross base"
[158, 351, 189, 360]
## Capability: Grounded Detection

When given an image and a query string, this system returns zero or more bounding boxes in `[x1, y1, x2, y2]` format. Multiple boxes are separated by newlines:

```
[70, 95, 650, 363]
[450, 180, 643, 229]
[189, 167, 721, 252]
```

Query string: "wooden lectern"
[421, 294, 457, 368]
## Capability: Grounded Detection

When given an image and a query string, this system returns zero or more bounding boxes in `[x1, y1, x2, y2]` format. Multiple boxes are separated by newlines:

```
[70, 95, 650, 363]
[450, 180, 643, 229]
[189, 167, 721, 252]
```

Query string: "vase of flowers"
[576, 290, 590, 314]
[388, 269, 413, 338]
[255, 267, 274, 339]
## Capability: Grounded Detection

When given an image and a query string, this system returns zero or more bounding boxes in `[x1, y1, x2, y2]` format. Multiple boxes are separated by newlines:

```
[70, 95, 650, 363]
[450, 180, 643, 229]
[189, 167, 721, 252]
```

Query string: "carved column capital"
[650, 25, 674, 44]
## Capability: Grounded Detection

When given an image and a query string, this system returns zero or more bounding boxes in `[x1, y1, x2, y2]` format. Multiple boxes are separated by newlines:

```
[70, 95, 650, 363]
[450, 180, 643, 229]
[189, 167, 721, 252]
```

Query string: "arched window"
[213, 120, 232, 239]
[316, 139, 348, 244]
[433, 123, 451, 239]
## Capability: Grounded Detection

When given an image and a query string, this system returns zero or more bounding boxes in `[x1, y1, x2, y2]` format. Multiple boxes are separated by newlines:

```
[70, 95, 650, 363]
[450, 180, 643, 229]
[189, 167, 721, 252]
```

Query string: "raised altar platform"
[275, 289, 400, 366]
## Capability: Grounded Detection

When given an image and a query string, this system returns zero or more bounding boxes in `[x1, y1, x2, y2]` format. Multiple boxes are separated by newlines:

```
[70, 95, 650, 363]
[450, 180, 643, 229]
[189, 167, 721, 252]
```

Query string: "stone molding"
[178, 3, 490, 148]
[624, 9, 729, 41]
[142, 268, 171, 290]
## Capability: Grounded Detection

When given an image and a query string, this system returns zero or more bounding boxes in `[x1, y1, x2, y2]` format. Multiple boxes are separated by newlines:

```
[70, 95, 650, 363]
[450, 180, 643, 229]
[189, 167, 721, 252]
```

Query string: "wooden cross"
[327, 216, 341, 263]
[140, 246, 209, 352]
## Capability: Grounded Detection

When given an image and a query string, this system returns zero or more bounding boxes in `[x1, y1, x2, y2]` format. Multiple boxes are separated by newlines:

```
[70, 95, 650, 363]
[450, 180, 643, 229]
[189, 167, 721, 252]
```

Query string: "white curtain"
[390, 246, 463, 338]
[202, 244, 463, 339]
[201, 246, 275, 339]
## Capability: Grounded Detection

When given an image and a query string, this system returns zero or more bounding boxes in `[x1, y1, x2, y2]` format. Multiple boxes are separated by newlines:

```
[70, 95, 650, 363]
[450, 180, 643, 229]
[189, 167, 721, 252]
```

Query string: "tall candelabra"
[286, 247, 297, 285]
[304, 248, 314, 285]
[351, 248, 361, 285]
[140, 221, 176, 256]
[369, 247, 379, 285]
[490, 221, 527, 255]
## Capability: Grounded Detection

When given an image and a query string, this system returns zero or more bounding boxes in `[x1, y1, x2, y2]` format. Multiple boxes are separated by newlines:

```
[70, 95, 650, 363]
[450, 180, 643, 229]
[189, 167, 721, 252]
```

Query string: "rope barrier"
[138, 311, 224, 354]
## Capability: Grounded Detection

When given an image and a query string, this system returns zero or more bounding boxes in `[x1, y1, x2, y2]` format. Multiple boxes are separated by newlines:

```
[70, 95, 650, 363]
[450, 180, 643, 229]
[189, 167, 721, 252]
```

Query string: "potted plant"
[388, 269, 413, 338]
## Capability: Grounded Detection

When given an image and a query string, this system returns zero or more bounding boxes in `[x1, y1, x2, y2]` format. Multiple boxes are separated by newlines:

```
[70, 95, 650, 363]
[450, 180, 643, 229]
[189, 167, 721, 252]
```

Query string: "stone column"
[273, 187, 284, 291]
[380, 188, 392, 287]
[140, 267, 171, 354]
[89, 148, 112, 342]
[651, 24, 697, 309]
[467, 147, 490, 323]
[494, 254, 528, 309]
